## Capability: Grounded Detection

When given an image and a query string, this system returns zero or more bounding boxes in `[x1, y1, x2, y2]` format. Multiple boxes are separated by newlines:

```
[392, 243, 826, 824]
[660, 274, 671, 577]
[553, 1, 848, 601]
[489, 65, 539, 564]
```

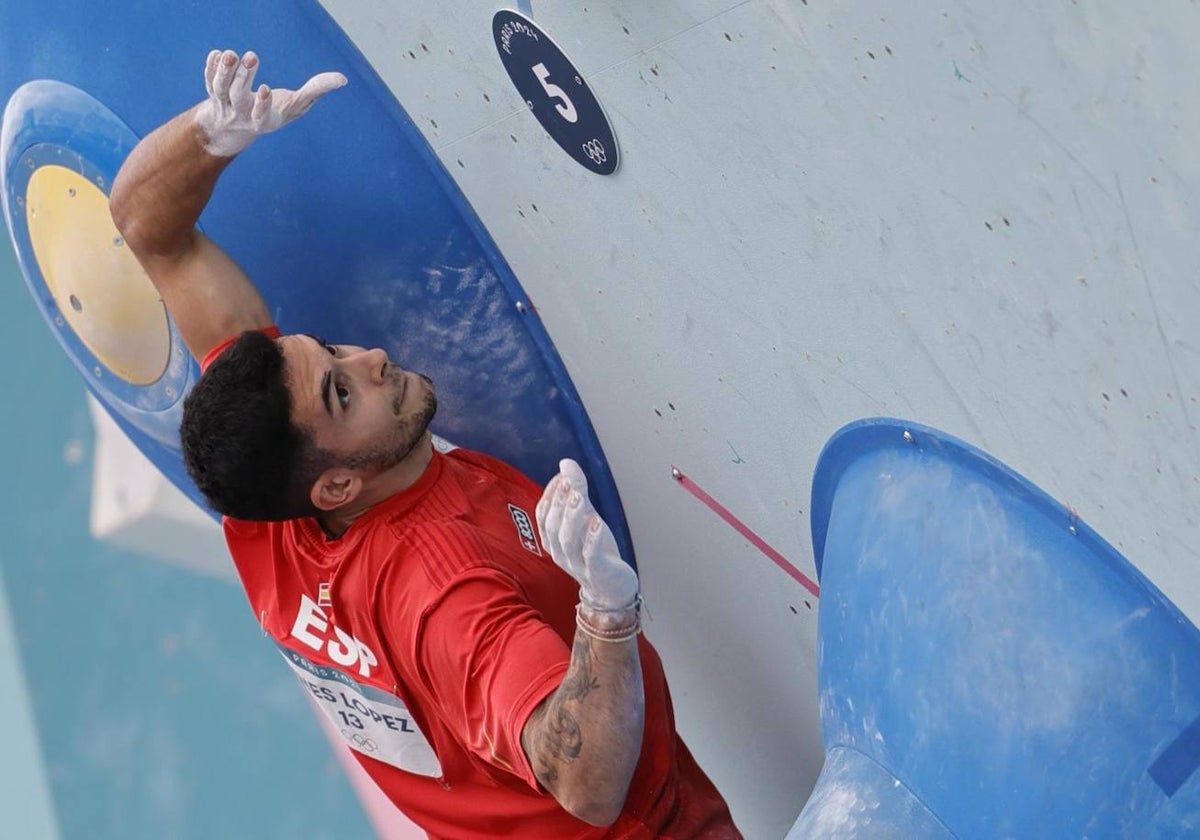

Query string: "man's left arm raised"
[109, 50, 345, 362]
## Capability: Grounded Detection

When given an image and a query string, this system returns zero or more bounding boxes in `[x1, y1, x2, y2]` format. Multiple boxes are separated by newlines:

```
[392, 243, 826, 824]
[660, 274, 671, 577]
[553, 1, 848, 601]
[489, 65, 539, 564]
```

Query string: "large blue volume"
[792, 418, 1200, 838]
[0, 1, 634, 566]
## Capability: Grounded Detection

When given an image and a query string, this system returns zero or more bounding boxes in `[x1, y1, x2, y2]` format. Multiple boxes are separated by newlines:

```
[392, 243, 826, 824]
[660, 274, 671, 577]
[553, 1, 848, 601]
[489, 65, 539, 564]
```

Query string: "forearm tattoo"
[535, 634, 599, 783]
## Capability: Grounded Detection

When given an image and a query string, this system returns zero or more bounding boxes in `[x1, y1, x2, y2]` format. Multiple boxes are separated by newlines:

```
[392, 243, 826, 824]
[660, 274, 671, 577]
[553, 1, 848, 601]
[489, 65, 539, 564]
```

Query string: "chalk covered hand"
[537, 459, 639, 613]
[196, 49, 347, 157]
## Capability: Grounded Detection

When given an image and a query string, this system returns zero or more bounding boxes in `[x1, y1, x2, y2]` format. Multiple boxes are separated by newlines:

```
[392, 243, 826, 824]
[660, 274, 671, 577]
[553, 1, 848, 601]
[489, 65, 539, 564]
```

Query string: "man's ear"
[310, 467, 364, 512]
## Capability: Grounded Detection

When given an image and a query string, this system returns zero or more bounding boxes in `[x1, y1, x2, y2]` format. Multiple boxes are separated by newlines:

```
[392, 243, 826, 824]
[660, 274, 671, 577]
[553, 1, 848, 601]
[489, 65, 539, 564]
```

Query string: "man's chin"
[402, 393, 437, 445]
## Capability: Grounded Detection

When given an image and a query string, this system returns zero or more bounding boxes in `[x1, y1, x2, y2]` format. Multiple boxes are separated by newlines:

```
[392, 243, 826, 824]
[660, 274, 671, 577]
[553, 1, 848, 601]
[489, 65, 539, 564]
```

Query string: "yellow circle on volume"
[26, 164, 168, 385]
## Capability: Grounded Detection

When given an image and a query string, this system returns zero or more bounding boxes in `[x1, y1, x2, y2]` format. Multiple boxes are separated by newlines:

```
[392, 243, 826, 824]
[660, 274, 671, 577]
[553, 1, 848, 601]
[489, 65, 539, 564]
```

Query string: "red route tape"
[672, 467, 820, 598]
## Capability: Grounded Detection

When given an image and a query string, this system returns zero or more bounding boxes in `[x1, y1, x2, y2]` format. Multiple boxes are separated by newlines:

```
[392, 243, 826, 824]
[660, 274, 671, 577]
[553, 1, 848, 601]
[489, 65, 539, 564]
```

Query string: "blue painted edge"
[1149, 712, 1200, 797]
[809, 418, 1192, 627]
[253, 1, 636, 568]
[517, 0, 534, 17]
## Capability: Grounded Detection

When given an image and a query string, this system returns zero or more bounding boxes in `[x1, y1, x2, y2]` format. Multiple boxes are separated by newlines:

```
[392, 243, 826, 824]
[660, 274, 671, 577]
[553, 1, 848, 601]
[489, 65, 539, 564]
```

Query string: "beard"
[345, 375, 437, 472]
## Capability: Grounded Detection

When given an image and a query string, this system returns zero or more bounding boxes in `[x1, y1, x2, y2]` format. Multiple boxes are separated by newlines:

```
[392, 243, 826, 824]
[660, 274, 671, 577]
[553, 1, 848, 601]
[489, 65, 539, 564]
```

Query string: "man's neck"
[318, 434, 435, 539]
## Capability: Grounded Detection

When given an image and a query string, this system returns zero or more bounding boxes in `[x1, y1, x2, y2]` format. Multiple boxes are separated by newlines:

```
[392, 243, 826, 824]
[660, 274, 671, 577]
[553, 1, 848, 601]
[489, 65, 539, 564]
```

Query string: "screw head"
[902, 430, 915, 444]
[515, 301, 526, 313]
[670, 467, 682, 480]
[1068, 525, 1078, 536]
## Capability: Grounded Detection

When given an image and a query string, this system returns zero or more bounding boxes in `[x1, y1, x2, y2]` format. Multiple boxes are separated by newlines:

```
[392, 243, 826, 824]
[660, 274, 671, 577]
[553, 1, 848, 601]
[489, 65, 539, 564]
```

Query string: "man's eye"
[325, 344, 338, 356]
[336, 385, 350, 408]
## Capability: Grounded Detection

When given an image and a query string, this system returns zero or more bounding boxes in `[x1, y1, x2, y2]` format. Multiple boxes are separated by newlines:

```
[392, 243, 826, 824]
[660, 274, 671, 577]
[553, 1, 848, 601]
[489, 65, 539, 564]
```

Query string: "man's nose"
[352, 347, 389, 383]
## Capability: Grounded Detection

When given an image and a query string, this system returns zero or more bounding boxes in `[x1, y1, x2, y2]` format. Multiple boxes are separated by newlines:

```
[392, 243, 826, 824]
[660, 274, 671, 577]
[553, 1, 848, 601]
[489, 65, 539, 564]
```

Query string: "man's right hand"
[536, 459, 640, 612]
[197, 49, 347, 158]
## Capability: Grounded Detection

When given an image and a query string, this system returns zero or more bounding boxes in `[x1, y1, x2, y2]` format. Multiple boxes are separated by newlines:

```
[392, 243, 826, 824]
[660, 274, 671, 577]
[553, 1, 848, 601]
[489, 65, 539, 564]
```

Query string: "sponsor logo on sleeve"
[508, 504, 542, 555]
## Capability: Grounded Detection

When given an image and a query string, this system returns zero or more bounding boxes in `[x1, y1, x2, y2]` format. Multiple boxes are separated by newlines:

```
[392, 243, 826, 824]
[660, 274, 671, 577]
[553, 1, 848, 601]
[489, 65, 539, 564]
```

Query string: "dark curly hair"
[180, 330, 332, 520]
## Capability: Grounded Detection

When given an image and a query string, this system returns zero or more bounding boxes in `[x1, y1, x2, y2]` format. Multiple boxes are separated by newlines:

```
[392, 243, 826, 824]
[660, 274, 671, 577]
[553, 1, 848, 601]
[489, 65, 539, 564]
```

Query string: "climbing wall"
[2, 1, 1197, 836]
[320, 3, 1200, 835]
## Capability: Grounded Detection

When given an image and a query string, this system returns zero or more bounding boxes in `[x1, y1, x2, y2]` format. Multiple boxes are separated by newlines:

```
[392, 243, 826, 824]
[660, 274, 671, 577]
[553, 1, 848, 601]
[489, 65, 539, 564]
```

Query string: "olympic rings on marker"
[582, 138, 607, 164]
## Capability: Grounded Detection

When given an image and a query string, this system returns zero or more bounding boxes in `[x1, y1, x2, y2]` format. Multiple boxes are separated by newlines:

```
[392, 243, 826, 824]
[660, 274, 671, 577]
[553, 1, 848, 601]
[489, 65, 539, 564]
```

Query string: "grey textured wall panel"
[321, 2, 1200, 835]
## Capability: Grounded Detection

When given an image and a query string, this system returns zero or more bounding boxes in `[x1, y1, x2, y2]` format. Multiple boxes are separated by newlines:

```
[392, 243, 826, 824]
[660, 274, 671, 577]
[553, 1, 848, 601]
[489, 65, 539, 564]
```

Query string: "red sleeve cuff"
[200, 325, 282, 372]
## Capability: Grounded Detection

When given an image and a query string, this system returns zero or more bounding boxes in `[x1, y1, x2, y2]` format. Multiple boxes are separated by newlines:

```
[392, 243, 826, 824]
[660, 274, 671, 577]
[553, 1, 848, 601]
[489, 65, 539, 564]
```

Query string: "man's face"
[278, 334, 437, 472]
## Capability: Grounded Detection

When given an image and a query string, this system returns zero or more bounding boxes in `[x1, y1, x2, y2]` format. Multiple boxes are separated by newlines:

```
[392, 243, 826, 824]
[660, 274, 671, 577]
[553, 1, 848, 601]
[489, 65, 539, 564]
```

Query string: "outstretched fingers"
[204, 50, 222, 96]
[210, 49, 240, 101]
[197, 48, 346, 157]
[228, 52, 260, 112]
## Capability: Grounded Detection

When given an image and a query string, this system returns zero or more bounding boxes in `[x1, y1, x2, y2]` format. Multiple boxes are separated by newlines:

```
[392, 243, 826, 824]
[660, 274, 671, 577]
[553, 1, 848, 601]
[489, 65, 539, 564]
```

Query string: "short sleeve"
[415, 570, 571, 790]
[200, 325, 282, 372]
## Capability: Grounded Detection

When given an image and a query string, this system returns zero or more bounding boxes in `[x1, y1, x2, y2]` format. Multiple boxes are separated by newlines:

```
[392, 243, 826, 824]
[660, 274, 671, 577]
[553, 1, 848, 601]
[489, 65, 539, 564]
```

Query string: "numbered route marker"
[493, 9, 620, 175]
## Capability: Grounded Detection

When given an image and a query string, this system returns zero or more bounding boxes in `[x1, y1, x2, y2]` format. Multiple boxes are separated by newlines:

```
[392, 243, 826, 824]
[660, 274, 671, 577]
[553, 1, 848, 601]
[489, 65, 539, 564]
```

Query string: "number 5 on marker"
[532, 62, 578, 123]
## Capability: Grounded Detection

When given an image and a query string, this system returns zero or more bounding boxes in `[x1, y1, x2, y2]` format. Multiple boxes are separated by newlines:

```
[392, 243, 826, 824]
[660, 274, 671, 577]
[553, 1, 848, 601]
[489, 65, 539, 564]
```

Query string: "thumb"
[285, 71, 348, 118]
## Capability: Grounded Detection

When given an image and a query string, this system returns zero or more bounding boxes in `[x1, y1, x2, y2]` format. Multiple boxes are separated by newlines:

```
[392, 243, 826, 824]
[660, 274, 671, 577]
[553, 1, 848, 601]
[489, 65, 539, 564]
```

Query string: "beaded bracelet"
[576, 607, 641, 643]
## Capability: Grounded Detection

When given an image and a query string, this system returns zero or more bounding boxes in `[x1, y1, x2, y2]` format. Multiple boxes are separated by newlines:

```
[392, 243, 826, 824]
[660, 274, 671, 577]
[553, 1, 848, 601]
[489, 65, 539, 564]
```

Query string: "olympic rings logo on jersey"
[343, 730, 380, 753]
[582, 139, 607, 164]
